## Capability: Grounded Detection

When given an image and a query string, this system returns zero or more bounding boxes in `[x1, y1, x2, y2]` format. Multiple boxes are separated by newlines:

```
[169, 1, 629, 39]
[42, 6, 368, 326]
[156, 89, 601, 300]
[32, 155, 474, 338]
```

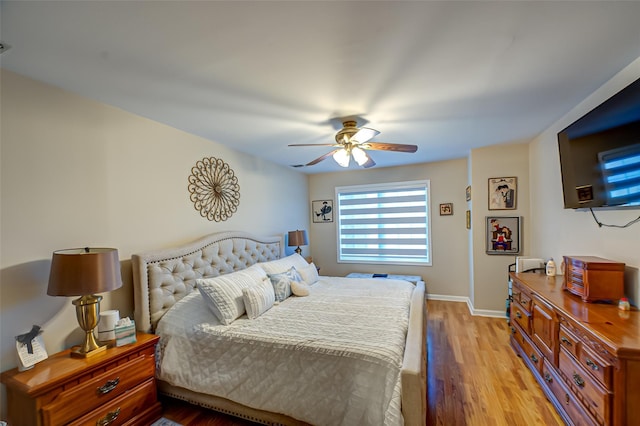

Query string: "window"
[335, 180, 431, 266]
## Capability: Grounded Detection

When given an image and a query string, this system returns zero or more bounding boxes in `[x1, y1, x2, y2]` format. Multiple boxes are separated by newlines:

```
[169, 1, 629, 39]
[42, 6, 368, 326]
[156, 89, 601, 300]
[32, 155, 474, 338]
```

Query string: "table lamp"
[47, 247, 123, 357]
[288, 230, 308, 255]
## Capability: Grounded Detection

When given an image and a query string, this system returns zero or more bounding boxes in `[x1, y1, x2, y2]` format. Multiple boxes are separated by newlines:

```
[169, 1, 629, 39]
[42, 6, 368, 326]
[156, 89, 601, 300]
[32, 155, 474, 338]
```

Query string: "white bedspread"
[155, 276, 415, 426]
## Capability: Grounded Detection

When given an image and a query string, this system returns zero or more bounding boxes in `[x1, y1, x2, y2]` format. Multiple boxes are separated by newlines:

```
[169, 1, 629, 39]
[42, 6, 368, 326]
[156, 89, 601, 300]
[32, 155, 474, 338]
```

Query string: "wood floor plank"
[161, 300, 564, 425]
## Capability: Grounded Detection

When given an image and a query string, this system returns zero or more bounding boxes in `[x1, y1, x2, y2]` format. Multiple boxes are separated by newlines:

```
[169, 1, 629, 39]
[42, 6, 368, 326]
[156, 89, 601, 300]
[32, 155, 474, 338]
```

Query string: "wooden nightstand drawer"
[68, 378, 159, 426]
[41, 354, 156, 425]
[1, 332, 161, 426]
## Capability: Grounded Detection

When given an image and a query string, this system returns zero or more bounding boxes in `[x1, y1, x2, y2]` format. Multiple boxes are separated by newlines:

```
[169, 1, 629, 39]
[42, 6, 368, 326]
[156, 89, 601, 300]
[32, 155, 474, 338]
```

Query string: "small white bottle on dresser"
[546, 258, 556, 276]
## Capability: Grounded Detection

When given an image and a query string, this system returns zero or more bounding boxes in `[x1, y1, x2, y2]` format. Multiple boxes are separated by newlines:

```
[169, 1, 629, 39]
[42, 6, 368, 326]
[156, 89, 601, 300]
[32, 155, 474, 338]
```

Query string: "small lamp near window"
[47, 247, 123, 358]
[288, 230, 308, 255]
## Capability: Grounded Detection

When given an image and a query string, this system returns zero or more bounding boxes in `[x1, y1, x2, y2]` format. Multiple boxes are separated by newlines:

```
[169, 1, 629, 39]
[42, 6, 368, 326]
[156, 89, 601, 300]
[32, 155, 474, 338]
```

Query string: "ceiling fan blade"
[351, 127, 380, 144]
[306, 149, 340, 166]
[362, 142, 418, 153]
[362, 156, 376, 168]
[288, 143, 339, 147]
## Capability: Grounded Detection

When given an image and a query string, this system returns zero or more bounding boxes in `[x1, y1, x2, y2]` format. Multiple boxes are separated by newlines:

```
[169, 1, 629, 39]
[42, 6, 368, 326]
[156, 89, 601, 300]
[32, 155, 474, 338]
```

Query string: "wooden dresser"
[1, 332, 162, 426]
[509, 272, 640, 426]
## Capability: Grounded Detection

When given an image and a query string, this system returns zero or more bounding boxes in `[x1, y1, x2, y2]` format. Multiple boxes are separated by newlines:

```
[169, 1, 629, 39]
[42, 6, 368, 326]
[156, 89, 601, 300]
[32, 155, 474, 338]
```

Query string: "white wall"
[308, 159, 470, 300]
[0, 70, 309, 416]
[469, 143, 530, 314]
[529, 57, 640, 306]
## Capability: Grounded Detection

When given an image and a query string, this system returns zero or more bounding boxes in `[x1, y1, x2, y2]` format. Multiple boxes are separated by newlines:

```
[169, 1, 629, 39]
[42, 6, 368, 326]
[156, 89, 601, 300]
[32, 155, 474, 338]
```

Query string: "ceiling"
[2, 1, 640, 173]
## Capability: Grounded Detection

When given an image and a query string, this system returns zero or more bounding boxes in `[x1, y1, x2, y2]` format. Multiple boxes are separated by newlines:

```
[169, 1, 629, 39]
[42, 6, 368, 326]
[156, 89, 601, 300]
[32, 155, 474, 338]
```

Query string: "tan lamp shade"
[288, 230, 308, 255]
[48, 247, 123, 296]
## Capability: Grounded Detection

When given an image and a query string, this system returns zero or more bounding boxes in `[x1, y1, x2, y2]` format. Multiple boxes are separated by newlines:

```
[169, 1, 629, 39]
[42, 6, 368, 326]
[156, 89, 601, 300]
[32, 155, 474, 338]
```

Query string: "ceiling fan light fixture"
[351, 127, 379, 143]
[333, 148, 350, 167]
[351, 146, 369, 166]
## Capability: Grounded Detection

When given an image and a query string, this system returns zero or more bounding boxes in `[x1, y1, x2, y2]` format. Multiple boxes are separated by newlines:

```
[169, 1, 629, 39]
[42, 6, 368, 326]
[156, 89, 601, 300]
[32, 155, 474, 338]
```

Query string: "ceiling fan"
[289, 119, 418, 168]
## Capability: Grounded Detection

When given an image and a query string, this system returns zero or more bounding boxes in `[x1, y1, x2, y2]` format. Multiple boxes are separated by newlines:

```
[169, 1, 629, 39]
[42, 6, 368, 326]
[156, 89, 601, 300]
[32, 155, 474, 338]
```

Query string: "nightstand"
[1, 332, 162, 426]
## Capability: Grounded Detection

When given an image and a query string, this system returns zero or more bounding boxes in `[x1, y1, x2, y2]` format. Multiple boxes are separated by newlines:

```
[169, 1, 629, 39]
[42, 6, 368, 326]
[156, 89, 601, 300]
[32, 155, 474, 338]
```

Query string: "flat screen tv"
[558, 77, 640, 209]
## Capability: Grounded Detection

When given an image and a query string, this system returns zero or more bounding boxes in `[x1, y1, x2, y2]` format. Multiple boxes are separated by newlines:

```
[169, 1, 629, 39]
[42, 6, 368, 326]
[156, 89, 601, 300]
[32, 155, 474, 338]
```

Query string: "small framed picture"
[465, 186, 471, 202]
[488, 177, 517, 210]
[486, 216, 521, 255]
[439, 203, 453, 216]
[466, 210, 471, 229]
[312, 200, 333, 223]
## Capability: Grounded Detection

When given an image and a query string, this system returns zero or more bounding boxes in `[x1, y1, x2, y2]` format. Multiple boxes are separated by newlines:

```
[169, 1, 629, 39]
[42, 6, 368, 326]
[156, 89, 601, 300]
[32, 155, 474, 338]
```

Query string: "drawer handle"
[586, 359, 599, 371]
[530, 354, 539, 364]
[516, 311, 522, 319]
[96, 407, 120, 426]
[97, 377, 120, 395]
[572, 373, 585, 388]
[560, 337, 572, 346]
[544, 373, 553, 383]
[565, 393, 570, 405]
[510, 326, 515, 335]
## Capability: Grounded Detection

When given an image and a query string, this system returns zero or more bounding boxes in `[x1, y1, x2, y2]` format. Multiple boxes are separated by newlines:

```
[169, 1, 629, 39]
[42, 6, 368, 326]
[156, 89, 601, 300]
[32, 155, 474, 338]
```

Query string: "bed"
[132, 231, 427, 425]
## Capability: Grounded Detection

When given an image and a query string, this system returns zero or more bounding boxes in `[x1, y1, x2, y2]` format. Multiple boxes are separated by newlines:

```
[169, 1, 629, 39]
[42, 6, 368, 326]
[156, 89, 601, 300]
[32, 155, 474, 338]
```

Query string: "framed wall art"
[465, 186, 471, 202]
[486, 216, 521, 255]
[312, 200, 333, 223]
[439, 203, 453, 216]
[466, 210, 471, 230]
[488, 177, 517, 210]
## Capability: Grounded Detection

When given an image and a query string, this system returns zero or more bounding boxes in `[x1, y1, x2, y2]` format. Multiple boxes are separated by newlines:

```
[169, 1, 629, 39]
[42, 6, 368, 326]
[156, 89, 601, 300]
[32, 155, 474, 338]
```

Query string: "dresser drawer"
[542, 359, 598, 426]
[511, 302, 531, 334]
[559, 348, 611, 425]
[578, 344, 613, 390]
[41, 353, 155, 425]
[512, 282, 532, 313]
[513, 323, 543, 374]
[559, 324, 581, 359]
[68, 378, 159, 426]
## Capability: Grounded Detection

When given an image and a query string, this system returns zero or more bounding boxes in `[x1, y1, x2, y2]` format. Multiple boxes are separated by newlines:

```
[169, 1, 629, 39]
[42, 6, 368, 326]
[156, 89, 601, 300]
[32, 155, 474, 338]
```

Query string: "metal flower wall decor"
[188, 157, 240, 222]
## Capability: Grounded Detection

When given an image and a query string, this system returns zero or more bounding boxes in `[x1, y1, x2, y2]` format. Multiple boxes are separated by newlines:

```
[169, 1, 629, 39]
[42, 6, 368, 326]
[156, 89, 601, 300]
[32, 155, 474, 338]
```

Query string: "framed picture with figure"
[488, 177, 517, 210]
[486, 216, 521, 255]
[312, 200, 333, 223]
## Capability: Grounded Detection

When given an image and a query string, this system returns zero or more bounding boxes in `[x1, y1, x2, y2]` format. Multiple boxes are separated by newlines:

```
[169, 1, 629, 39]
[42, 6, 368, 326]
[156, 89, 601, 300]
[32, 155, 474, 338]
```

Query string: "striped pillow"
[196, 268, 265, 325]
[267, 266, 303, 302]
[242, 277, 276, 319]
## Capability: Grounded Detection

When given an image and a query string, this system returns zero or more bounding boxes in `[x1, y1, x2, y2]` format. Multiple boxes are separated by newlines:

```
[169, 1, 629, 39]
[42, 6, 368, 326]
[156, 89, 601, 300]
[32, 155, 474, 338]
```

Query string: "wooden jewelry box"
[562, 255, 625, 303]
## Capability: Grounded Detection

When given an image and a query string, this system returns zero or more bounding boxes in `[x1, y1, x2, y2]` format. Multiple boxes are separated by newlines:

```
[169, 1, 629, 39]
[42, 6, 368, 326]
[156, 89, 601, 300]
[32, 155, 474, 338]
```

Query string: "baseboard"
[427, 294, 507, 318]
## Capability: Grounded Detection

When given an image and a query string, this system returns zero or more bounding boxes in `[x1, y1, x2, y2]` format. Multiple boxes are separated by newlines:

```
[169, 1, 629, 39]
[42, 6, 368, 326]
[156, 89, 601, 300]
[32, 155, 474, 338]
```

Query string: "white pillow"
[242, 277, 276, 319]
[290, 279, 311, 297]
[258, 253, 309, 275]
[196, 268, 263, 325]
[298, 263, 319, 285]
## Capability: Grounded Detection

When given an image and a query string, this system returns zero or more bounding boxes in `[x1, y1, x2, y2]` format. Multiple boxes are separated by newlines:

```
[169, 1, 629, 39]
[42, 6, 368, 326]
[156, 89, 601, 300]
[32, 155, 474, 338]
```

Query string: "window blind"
[336, 180, 431, 265]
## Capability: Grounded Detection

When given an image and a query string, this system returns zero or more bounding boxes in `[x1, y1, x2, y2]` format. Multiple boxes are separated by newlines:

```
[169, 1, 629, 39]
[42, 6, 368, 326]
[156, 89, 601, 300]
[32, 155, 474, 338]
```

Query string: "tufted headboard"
[132, 231, 283, 332]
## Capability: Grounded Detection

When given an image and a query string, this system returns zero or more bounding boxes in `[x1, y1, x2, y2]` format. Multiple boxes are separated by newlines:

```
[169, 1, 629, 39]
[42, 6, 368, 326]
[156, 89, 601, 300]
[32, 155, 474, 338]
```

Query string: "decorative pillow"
[242, 277, 276, 319]
[258, 253, 309, 275]
[298, 263, 319, 285]
[196, 269, 262, 325]
[267, 266, 303, 302]
[290, 279, 311, 297]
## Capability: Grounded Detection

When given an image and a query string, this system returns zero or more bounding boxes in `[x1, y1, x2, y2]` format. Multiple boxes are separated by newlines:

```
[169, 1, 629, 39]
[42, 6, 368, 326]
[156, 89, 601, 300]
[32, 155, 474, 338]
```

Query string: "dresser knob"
[530, 354, 539, 364]
[573, 373, 585, 388]
[97, 377, 120, 395]
[96, 407, 120, 426]
[560, 337, 572, 346]
[544, 373, 553, 383]
[586, 359, 599, 371]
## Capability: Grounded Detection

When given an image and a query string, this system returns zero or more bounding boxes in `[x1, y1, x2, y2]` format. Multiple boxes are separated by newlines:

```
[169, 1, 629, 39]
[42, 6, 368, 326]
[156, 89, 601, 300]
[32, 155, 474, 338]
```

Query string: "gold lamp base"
[71, 294, 107, 358]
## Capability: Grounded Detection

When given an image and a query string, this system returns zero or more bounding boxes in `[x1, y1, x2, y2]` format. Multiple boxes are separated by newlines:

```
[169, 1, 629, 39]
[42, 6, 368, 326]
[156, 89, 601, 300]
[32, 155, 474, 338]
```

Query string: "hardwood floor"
[160, 300, 563, 425]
